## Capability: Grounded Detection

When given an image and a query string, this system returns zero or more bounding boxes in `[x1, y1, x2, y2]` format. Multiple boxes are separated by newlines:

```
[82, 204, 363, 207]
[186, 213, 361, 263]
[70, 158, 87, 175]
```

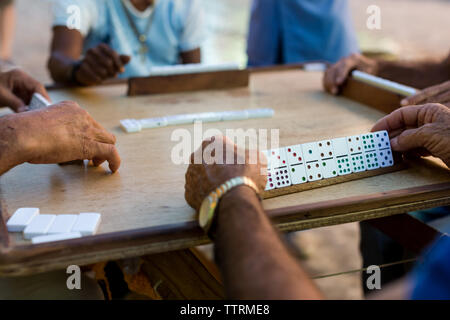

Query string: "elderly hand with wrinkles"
[0, 101, 121, 174]
[371, 103, 450, 168]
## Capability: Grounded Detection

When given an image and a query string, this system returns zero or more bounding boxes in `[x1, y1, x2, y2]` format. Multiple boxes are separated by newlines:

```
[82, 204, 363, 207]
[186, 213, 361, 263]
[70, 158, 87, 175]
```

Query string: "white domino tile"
[378, 149, 394, 167]
[332, 137, 350, 157]
[364, 151, 380, 170]
[265, 169, 276, 190]
[346, 135, 363, 154]
[272, 167, 292, 188]
[285, 145, 304, 166]
[29, 93, 51, 110]
[336, 156, 352, 175]
[350, 154, 366, 173]
[374, 130, 391, 150]
[317, 140, 334, 159]
[305, 162, 323, 182]
[6, 208, 40, 232]
[32, 232, 82, 244]
[47, 214, 78, 235]
[320, 158, 338, 178]
[71, 213, 101, 236]
[140, 117, 169, 129]
[120, 119, 142, 133]
[302, 143, 321, 163]
[288, 164, 307, 185]
[268, 148, 288, 169]
[23, 214, 56, 239]
[360, 133, 377, 152]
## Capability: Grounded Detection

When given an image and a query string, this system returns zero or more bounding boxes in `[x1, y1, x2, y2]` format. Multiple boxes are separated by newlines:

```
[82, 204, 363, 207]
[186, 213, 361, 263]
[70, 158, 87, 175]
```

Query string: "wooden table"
[1, 69, 449, 282]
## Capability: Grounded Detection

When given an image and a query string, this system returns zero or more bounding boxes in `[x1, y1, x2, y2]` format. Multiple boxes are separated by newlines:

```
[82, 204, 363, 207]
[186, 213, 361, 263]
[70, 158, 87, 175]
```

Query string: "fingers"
[84, 140, 121, 173]
[76, 62, 103, 85]
[91, 127, 116, 144]
[98, 44, 125, 73]
[390, 127, 430, 152]
[77, 44, 127, 85]
[371, 105, 425, 133]
[323, 54, 360, 95]
[0, 85, 26, 112]
[401, 80, 450, 106]
[323, 64, 342, 95]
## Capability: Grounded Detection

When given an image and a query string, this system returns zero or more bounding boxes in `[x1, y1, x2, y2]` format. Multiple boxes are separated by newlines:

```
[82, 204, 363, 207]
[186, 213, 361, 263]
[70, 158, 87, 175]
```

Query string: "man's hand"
[401, 80, 450, 107]
[0, 69, 51, 112]
[75, 44, 131, 86]
[371, 103, 450, 167]
[184, 136, 267, 211]
[3, 101, 121, 173]
[323, 53, 378, 95]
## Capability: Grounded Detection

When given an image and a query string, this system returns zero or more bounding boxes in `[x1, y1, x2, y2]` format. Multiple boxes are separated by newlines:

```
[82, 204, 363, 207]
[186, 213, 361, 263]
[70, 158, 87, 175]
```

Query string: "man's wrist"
[218, 185, 262, 220]
[0, 115, 28, 172]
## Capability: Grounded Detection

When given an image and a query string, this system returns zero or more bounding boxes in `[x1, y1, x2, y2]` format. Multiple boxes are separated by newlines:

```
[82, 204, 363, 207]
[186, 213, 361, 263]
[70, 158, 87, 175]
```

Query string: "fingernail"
[400, 99, 407, 106]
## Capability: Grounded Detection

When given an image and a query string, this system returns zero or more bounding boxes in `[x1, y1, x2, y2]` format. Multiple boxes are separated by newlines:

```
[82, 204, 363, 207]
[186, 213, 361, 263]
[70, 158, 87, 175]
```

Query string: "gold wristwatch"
[198, 176, 260, 234]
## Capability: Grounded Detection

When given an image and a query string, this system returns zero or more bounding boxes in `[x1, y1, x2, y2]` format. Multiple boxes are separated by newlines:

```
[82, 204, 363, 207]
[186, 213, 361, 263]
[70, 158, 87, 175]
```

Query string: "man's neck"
[130, 0, 154, 12]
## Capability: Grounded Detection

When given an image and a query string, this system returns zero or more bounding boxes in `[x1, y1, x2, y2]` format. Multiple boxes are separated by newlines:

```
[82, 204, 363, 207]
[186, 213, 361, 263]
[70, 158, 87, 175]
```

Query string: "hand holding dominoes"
[74, 43, 131, 85]
[323, 53, 379, 95]
[185, 136, 267, 211]
[0, 69, 50, 112]
[372, 103, 450, 168]
[0, 101, 121, 174]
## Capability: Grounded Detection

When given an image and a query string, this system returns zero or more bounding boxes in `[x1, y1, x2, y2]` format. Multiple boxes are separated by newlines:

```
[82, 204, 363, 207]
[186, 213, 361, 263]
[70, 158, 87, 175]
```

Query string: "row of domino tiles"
[263, 130, 394, 190]
[6, 208, 101, 244]
[120, 108, 274, 133]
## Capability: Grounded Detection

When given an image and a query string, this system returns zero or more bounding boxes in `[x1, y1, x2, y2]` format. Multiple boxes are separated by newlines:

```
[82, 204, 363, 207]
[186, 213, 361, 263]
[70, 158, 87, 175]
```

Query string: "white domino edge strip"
[32, 232, 82, 244]
[6, 208, 40, 232]
[120, 108, 274, 133]
[352, 70, 417, 97]
[148, 62, 240, 77]
[71, 213, 101, 236]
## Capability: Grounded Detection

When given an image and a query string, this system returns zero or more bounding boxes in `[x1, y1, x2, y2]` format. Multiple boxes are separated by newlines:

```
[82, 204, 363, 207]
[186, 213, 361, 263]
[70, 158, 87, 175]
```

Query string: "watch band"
[198, 176, 260, 234]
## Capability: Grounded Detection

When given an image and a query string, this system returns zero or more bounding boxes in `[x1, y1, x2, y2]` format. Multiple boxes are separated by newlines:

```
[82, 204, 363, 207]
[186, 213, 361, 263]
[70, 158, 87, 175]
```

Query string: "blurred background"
[6, 0, 450, 299]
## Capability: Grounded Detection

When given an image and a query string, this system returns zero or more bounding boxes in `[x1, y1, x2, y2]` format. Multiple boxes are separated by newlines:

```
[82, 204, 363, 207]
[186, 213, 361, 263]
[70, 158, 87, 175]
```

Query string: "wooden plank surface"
[127, 70, 249, 96]
[341, 77, 405, 113]
[0, 69, 449, 275]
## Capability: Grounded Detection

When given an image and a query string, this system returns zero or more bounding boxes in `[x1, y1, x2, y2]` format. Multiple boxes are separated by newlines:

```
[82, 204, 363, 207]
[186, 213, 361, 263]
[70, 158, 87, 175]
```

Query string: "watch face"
[199, 195, 217, 229]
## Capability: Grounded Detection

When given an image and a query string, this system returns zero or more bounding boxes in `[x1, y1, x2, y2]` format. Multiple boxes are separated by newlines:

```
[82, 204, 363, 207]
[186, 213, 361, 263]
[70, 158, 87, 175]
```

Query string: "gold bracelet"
[198, 176, 260, 234]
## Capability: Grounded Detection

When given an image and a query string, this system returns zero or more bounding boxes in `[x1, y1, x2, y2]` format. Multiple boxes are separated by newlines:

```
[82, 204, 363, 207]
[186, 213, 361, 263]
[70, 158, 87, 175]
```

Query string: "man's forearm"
[213, 186, 323, 299]
[0, 115, 25, 175]
[376, 53, 450, 89]
[47, 52, 77, 84]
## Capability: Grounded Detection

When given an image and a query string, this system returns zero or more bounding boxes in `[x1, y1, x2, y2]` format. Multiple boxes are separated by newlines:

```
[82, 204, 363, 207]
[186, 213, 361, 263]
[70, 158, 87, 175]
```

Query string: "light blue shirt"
[53, 0, 205, 78]
[247, 0, 359, 66]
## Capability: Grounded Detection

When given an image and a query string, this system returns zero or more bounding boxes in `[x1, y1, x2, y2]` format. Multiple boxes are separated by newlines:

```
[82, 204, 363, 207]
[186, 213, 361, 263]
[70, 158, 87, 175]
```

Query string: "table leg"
[139, 248, 224, 299]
